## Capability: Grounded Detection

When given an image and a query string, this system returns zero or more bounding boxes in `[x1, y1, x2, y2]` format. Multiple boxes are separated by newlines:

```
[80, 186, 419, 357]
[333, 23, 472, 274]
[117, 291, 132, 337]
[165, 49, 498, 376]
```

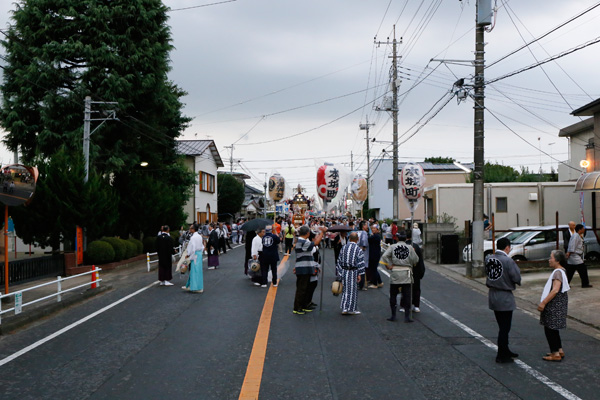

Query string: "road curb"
[428, 262, 600, 340]
[0, 284, 112, 335]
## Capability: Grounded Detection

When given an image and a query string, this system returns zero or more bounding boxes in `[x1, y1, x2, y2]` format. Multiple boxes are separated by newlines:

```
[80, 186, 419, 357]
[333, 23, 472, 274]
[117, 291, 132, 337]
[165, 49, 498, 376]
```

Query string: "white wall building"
[177, 140, 224, 224]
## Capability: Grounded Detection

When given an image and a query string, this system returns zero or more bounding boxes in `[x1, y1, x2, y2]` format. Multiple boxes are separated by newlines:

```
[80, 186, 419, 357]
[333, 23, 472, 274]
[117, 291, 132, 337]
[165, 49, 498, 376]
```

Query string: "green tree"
[424, 156, 456, 164]
[11, 148, 119, 250]
[0, 0, 191, 240]
[217, 174, 245, 216]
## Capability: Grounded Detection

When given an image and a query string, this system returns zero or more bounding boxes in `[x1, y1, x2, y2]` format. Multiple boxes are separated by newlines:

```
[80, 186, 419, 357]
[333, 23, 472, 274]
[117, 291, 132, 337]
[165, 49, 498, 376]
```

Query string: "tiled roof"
[176, 140, 224, 167]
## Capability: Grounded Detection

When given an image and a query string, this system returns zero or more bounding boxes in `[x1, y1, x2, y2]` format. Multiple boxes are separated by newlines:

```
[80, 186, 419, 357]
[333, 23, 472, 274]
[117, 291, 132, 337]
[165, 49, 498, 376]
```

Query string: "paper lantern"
[401, 163, 425, 201]
[316, 164, 340, 201]
[351, 175, 368, 203]
[268, 173, 285, 202]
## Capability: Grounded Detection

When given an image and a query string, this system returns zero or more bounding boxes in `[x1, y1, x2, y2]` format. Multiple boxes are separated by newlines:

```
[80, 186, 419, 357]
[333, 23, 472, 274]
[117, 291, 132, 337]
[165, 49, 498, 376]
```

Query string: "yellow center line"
[238, 254, 289, 400]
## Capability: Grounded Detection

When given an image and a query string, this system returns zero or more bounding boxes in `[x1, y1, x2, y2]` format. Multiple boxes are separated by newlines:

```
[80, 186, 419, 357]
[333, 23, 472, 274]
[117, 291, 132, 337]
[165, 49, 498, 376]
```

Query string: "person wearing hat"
[260, 225, 281, 287]
[380, 230, 418, 322]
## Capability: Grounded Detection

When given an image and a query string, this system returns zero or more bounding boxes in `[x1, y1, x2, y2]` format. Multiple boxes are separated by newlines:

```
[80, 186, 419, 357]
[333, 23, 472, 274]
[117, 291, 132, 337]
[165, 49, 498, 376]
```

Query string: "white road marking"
[378, 267, 581, 400]
[0, 281, 158, 367]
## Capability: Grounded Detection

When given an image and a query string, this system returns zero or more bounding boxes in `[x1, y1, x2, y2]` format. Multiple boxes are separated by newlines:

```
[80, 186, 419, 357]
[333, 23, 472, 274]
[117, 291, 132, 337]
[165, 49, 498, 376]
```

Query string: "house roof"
[245, 183, 263, 195]
[398, 162, 474, 171]
[558, 117, 594, 137]
[176, 140, 224, 168]
[219, 171, 251, 180]
[572, 98, 600, 116]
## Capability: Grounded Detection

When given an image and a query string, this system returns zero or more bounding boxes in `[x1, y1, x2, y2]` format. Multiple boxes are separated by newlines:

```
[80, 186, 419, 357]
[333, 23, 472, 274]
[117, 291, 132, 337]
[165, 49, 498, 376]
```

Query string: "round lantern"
[351, 175, 368, 203]
[268, 173, 285, 202]
[316, 164, 340, 202]
[400, 163, 425, 201]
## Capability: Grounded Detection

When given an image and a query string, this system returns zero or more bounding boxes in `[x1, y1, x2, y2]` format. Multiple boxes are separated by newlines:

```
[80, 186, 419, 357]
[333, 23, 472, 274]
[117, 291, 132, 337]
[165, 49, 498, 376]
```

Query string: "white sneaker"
[260, 284, 267, 288]
[399, 308, 405, 312]
[208, 266, 216, 270]
[273, 284, 278, 287]
[159, 281, 165, 286]
[413, 307, 421, 313]
[253, 282, 261, 286]
[163, 281, 174, 286]
[351, 310, 361, 315]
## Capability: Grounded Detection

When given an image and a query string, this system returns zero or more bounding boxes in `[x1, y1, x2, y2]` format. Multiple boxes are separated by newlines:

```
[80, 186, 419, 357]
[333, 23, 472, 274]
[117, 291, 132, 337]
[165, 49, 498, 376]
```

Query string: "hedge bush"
[85, 240, 115, 265]
[101, 237, 126, 261]
[123, 240, 137, 259]
[143, 236, 156, 253]
[128, 238, 143, 255]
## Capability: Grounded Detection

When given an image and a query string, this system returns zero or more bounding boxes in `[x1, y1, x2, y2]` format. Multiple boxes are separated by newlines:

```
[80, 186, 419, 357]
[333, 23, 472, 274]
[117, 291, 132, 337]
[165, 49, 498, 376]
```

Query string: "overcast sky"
[1, 0, 600, 195]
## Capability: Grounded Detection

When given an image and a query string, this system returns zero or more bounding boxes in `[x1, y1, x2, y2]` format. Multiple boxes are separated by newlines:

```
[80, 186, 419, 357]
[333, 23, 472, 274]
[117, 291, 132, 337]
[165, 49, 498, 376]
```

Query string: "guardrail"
[146, 245, 182, 272]
[0, 267, 102, 324]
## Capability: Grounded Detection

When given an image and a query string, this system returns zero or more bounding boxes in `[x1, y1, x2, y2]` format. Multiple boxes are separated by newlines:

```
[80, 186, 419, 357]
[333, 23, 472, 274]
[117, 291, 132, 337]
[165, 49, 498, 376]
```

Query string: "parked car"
[462, 226, 538, 262]
[464, 225, 600, 262]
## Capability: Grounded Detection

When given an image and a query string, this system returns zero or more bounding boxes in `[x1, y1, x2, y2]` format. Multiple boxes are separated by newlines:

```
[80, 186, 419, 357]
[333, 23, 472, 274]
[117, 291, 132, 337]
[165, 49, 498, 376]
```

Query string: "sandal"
[546, 351, 565, 358]
[542, 354, 562, 362]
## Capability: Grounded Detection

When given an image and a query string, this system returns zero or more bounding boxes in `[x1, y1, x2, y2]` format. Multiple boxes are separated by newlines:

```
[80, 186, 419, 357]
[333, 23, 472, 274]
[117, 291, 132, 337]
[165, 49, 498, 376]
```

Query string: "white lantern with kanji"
[317, 164, 340, 202]
[401, 163, 425, 201]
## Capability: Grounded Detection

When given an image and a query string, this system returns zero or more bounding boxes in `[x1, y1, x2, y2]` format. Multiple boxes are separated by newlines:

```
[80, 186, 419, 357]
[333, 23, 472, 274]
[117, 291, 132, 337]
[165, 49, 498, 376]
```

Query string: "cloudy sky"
[1, 0, 600, 196]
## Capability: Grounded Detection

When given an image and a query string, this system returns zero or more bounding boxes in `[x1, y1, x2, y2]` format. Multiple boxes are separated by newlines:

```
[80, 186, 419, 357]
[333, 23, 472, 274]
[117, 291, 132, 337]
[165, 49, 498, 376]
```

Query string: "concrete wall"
[425, 182, 593, 231]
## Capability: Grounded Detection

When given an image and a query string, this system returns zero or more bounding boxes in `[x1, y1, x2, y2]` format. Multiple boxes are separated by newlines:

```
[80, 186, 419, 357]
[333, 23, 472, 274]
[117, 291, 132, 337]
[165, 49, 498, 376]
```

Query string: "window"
[199, 172, 215, 193]
[496, 197, 507, 213]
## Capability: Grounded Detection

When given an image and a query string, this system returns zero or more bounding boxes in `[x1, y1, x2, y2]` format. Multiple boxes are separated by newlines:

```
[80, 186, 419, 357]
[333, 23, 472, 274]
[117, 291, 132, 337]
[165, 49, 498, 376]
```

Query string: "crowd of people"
[155, 214, 593, 365]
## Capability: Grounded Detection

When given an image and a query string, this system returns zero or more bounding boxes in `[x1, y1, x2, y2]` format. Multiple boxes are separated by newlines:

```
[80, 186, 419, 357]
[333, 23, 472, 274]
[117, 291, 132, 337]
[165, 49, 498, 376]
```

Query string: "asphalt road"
[0, 244, 598, 400]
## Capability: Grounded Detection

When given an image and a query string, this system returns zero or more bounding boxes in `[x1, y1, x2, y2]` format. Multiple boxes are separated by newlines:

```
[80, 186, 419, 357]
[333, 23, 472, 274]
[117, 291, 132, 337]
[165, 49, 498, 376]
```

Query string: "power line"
[168, 0, 237, 12]
[487, 35, 600, 85]
[486, 1, 600, 69]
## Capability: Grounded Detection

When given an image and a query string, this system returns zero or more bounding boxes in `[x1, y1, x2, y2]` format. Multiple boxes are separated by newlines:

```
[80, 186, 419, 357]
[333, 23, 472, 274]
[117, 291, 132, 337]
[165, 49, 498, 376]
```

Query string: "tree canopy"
[467, 162, 558, 183]
[217, 174, 245, 216]
[424, 156, 456, 164]
[0, 0, 194, 244]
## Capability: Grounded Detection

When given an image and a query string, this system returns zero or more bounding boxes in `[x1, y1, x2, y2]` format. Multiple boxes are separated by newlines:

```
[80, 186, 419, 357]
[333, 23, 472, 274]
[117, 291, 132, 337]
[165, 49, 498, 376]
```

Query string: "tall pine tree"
[0, 0, 194, 243]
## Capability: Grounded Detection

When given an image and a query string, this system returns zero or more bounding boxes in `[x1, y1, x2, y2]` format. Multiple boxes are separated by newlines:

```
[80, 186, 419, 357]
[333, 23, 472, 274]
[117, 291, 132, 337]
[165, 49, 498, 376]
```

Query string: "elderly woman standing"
[538, 250, 570, 361]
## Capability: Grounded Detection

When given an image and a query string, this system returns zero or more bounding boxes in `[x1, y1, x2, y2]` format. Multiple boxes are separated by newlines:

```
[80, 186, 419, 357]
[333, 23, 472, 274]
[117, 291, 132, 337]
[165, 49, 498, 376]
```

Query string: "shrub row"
[84, 237, 144, 265]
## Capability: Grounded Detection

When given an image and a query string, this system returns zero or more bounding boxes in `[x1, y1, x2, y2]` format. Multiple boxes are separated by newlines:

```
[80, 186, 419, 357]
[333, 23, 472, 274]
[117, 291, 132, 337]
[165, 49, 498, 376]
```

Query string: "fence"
[0, 254, 65, 286]
[146, 245, 182, 272]
[0, 267, 102, 324]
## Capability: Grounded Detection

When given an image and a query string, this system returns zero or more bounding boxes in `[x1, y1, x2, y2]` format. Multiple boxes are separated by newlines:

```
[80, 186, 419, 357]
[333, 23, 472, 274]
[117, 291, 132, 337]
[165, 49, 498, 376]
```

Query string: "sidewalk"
[432, 261, 600, 340]
[0, 258, 149, 334]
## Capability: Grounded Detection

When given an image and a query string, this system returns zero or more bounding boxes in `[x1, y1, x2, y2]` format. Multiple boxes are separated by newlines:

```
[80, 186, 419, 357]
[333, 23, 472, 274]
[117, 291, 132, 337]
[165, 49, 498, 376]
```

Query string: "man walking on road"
[380, 230, 418, 322]
[156, 225, 175, 286]
[293, 225, 326, 315]
[336, 232, 365, 315]
[485, 237, 522, 363]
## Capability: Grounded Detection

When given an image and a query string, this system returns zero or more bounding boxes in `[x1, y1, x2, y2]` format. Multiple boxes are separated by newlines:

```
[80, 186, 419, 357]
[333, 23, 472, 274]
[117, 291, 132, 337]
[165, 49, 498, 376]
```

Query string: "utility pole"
[225, 145, 234, 173]
[83, 96, 91, 183]
[375, 26, 401, 220]
[359, 117, 375, 194]
[469, 0, 491, 278]
[350, 151, 354, 171]
[83, 96, 118, 183]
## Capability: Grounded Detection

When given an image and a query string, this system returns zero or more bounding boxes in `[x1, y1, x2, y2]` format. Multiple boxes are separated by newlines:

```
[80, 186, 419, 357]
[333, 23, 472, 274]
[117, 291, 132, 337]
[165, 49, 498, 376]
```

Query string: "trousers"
[544, 326, 562, 353]
[389, 283, 411, 311]
[566, 263, 591, 287]
[294, 274, 312, 311]
[494, 310, 513, 355]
